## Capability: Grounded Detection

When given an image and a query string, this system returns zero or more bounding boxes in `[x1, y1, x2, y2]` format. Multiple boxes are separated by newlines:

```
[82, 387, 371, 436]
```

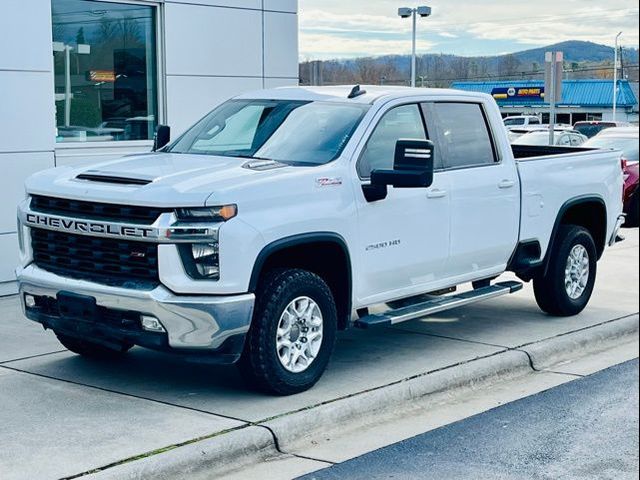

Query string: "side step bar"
[354, 281, 523, 329]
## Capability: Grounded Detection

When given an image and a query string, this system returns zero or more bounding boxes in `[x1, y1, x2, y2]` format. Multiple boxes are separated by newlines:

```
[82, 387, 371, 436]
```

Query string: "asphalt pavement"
[299, 360, 640, 480]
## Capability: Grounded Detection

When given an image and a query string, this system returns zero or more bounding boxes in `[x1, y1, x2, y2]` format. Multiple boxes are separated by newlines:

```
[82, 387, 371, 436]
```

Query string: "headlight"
[175, 205, 237, 222]
[192, 242, 219, 278]
[180, 242, 220, 280]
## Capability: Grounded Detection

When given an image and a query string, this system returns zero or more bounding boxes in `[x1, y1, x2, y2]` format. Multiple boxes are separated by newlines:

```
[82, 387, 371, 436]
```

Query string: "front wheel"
[239, 269, 337, 395]
[533, 225, 597, 317]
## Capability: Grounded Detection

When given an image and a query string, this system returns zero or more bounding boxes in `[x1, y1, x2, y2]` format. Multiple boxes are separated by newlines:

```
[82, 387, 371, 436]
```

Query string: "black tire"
[239, 268, 337, 395]
[625, 192, 639, 228]
[55, 332, 133, 359]
[533, 225, 597, 317]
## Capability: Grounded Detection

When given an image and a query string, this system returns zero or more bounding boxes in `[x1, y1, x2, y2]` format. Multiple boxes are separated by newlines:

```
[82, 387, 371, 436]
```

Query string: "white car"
[512, 130, 588, 147]
[503, 115, 542, 128]
[17, 86, 624, 394]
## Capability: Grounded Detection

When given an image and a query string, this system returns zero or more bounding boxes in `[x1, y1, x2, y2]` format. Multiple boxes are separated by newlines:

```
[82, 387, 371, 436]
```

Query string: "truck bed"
[512, 144, 594, 160]
[515, 146, 623, 259]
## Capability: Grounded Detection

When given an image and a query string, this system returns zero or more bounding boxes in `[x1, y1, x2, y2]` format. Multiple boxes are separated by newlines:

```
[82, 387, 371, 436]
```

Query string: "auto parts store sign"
[492, 86, 545, 101]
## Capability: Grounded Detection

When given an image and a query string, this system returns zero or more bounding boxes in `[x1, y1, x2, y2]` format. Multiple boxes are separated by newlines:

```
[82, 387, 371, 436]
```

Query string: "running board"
[354, 281, 523, 329]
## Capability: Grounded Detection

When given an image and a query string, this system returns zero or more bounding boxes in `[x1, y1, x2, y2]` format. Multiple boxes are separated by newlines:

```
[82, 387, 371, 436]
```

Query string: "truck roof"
[234, 85, 488, 105]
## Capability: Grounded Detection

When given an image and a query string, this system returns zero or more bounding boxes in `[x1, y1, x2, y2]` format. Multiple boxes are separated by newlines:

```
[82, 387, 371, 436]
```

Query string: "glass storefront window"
[52, 0, 157, 143]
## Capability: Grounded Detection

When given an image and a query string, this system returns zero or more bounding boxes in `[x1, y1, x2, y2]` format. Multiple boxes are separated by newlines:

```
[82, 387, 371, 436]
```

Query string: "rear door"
[423, 102, 520, 280]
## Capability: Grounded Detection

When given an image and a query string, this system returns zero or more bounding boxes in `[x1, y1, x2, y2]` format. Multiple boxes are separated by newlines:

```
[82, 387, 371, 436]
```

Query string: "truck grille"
[31, 228, 159, 286]
[31, 195, 170, 224]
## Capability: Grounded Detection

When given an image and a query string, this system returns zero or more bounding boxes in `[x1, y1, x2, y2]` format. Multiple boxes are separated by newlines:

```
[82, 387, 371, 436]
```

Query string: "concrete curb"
[85, 426, 275, 480]
[521, 314, 639, 370]
[84, 314, 639, 479]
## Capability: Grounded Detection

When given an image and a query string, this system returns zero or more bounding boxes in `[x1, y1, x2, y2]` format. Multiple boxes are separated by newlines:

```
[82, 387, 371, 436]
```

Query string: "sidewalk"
[1, 230, 638, 480]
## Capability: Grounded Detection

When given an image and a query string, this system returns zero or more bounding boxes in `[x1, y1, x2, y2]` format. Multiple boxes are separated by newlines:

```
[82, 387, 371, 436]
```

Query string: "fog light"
[24, 294, 36, 309]
[141, 315, 166, 333]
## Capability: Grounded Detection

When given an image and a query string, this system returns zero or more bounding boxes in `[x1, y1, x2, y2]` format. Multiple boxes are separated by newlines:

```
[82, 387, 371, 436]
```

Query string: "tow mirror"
[363, 139, 435, 202]
[153, 125, 171, 151]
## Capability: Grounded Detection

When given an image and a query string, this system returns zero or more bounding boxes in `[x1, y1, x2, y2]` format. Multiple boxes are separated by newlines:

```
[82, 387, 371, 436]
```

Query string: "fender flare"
[248, 232, 353, 324]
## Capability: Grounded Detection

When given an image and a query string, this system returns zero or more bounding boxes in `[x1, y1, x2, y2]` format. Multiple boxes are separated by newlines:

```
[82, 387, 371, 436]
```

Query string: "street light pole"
[411, 10, 417, 88]
[398, 6, 432, 88]
[613, 31, 622, 121]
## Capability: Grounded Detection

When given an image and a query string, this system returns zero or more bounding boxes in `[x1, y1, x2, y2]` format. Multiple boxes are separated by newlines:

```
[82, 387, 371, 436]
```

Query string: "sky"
[298, 0, 640, 60]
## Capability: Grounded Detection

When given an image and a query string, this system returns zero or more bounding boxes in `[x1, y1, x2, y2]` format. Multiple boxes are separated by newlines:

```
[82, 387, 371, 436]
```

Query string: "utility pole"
[613, 31, 622, 121]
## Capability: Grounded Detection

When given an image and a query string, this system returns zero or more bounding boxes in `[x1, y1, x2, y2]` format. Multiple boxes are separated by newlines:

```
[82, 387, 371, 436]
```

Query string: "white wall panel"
[166, 0, 261, 9]
[0, 72, 56, 153]
[165, 4, 263, 77]
[166, 75, 263, 136]
[0, 152, 54, 233]
[264, 0, 298, 12]
[264, 77, 298, 89]
[264, 12, 299, 78]
[0, 0, 53, 71]
[0, 234, 18, 284]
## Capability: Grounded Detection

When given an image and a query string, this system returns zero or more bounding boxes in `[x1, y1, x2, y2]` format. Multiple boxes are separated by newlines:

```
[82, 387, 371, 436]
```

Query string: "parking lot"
[1, 229, 638, 480]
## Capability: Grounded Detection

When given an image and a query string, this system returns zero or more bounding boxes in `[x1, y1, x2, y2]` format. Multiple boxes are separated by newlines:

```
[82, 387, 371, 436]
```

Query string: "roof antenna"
[348, 85, 367, 99]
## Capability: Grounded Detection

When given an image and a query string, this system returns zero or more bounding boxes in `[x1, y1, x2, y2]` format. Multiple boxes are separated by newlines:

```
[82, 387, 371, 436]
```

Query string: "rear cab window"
[422, 102, 498, 169]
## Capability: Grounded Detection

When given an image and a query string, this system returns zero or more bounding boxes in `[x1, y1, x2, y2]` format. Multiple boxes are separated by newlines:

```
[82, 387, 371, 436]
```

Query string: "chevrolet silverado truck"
[17, 86, 625, 395]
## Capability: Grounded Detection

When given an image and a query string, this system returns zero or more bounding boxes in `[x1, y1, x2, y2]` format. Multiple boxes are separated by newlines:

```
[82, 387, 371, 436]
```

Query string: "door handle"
[427, 189, 447, 199]
[498, 180, 516, 189]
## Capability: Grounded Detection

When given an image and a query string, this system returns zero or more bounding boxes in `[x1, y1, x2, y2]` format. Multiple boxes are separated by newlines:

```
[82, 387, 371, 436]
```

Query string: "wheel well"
[558, 199, 607, 259]
[250, 237, 352, 330]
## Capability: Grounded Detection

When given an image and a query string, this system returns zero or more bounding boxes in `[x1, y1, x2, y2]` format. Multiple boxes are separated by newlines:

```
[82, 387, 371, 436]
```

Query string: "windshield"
[512, 132, 550, 146]
[584, 136, 640, 162]
[168, 100, 369, 165]
[574, 123, 615, 138]
[504, 118, 526, 126]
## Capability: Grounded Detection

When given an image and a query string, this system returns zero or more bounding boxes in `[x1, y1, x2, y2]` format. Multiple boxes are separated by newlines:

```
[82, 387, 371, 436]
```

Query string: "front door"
[353, 102, 452, 306]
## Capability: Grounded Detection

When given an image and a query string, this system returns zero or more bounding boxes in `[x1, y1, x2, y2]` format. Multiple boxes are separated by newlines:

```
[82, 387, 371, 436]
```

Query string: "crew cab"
[17, 86, 625, 395]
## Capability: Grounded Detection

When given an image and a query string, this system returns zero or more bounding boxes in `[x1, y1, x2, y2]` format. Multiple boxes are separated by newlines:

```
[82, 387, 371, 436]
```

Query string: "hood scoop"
[76, 172, 153, 186]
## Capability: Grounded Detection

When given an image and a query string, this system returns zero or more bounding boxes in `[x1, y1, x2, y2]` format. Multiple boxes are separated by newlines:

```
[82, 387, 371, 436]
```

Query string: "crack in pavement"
[0, 349, 67, 365]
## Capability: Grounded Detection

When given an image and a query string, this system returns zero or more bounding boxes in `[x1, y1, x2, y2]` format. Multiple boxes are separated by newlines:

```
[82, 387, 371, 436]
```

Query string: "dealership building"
[0, 0, 299, 295]
[452, 79, 639, 125]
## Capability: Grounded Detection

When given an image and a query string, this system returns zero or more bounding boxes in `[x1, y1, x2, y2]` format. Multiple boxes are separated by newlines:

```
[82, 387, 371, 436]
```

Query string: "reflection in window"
[52, 0, 157, 143]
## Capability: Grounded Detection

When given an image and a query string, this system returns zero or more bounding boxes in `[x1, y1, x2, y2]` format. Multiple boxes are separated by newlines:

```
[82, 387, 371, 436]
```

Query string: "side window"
[530, 117, 541, 125]
[358, 104, 426, 178]
[558, 134, 571, 146]
[425, 103, 496, 169]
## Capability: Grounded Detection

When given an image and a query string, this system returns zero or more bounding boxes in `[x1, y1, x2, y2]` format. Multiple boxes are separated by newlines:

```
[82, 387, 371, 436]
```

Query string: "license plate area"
[57, 291, 97, 321]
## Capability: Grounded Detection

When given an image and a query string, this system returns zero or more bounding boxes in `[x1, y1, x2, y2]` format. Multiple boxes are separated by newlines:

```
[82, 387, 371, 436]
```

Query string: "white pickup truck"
[17, 86, 625, 395]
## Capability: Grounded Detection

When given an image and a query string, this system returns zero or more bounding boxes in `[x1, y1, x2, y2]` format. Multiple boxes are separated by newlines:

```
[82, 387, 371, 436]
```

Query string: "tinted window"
[504, 118, 525, 126]
[530, 117, 541, 124]
[52, 0, 157, 143]
[427, 103, 496, 169]
[358, 104, 426, 177]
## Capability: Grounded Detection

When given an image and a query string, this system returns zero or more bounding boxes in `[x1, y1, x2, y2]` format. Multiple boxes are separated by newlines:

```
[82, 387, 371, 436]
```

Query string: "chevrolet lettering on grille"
[25, 213, 154, 239]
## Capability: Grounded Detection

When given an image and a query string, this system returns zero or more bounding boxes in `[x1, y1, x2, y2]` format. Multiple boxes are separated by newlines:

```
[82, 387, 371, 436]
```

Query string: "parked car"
[512, 130, 588, 147]
[583, 127, 639, 227]
[507, 124, 574, 143]
[504, 115, 542, 128]
[17, 86, 624, 395]
[574, 121, 631, 138]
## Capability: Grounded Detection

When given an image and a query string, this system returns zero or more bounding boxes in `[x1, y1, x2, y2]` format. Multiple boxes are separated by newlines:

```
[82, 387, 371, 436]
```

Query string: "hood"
[25, 152, 294, 207]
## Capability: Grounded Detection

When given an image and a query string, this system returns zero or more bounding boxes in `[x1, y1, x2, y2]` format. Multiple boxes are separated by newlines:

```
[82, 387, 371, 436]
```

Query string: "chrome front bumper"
[17, 264, 255, 353]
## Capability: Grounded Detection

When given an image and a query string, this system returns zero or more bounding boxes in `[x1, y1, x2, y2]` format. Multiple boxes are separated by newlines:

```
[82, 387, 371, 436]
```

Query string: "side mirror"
[363, 139, 435, 202]
[153, 125, 171, 151]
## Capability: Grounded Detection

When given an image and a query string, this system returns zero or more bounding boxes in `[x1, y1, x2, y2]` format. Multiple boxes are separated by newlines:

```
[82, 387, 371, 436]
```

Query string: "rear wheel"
[55, 333, 133, 359]
[239, 268, 337, 395]
[533, 225, 597, 317]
